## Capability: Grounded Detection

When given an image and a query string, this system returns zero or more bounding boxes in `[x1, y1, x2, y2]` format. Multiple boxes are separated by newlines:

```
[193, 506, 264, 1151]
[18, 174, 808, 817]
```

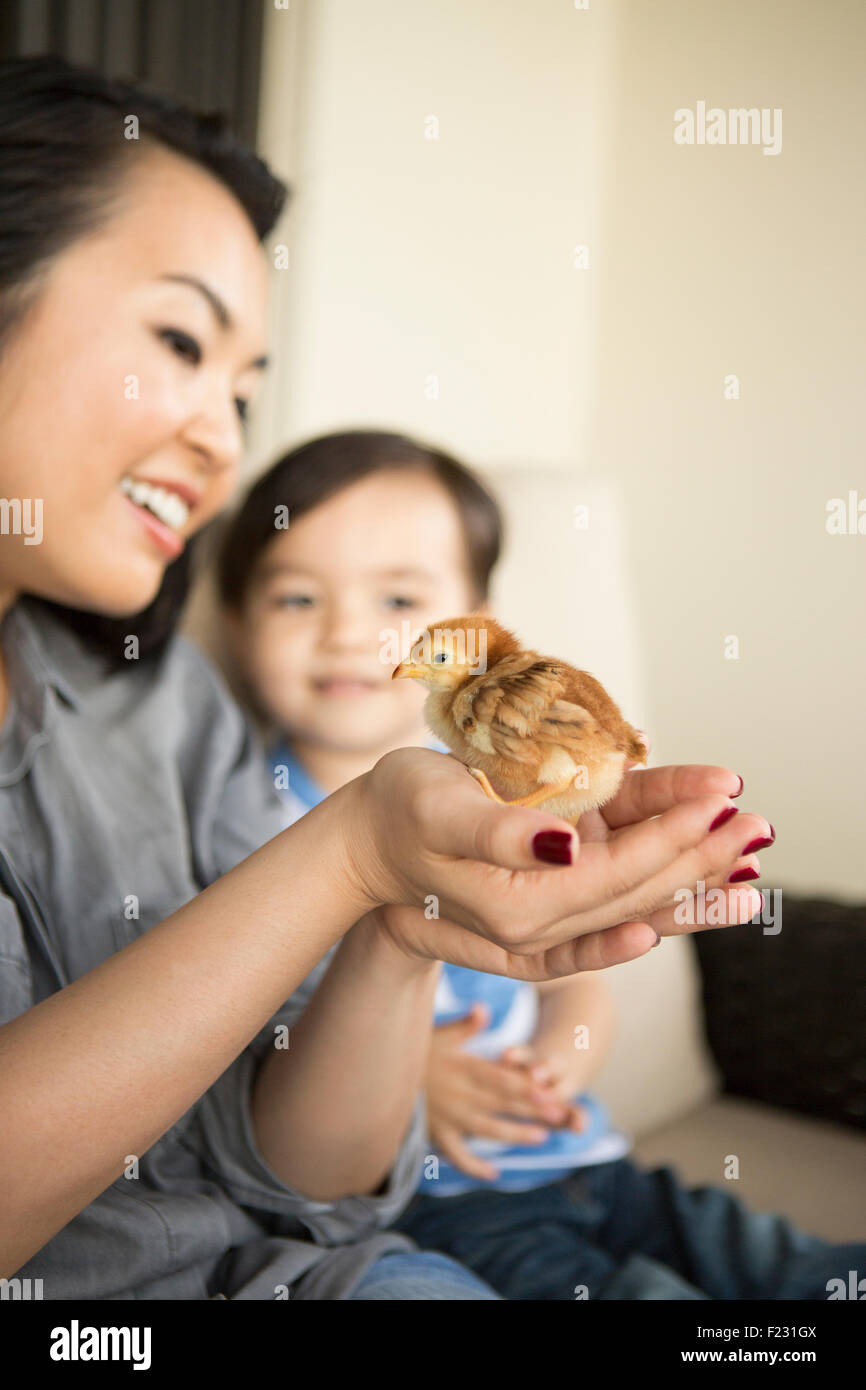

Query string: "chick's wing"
[451, 652, 597, 766]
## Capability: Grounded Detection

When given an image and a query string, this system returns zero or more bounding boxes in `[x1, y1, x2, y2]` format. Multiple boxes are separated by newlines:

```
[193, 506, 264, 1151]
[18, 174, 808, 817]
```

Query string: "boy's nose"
[319, 611, 377, 651]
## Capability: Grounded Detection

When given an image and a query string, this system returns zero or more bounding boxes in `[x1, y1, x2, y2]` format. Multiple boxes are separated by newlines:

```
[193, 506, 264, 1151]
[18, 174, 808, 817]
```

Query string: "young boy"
[217, 428, 864, 1300]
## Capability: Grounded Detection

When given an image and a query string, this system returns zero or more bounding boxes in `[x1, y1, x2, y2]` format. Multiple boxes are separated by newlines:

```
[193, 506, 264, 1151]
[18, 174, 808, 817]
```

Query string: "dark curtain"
[0, 0, 264, 145]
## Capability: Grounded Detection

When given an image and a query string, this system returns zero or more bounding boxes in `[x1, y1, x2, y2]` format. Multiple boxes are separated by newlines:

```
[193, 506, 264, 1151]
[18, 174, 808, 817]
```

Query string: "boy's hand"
[426, 1005, 584, 1180]
[499, 1044, 588, 1134]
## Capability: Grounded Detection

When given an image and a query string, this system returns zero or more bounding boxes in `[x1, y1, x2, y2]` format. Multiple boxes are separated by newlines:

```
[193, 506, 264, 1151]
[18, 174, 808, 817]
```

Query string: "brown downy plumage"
[392, 614, 646, 824]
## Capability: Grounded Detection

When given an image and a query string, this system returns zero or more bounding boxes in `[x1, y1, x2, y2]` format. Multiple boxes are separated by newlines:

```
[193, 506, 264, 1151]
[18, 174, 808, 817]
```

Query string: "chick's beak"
[392, 661, 427, 680]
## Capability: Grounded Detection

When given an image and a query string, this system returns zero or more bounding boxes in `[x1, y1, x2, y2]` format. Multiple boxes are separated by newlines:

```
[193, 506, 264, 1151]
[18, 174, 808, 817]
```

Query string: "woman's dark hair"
[217, 429, 504, 613]
[0, 54, 288, 664]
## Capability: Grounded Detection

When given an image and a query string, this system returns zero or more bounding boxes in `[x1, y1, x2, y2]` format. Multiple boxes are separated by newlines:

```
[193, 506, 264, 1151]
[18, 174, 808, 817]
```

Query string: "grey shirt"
[0, 596, 421, 1300]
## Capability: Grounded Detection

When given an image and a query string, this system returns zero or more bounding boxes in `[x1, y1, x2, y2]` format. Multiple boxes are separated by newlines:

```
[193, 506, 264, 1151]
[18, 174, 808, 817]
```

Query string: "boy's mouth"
[312, 677, 383, 698]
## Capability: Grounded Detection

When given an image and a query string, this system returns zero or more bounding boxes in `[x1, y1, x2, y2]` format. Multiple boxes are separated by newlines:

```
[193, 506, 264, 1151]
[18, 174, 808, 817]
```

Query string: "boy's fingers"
[476, 1084, 558, 1123]
[436, 1129, 499, 1182]
[473, 1116, 550, 1146]
[435, 1004, 490, 1043]
[478, 1065, 561, 1121]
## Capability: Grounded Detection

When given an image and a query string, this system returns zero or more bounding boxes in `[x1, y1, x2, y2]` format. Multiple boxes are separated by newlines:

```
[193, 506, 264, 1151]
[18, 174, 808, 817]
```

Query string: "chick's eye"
[157, 327, 202, 365]
[433, 652, 449, 664]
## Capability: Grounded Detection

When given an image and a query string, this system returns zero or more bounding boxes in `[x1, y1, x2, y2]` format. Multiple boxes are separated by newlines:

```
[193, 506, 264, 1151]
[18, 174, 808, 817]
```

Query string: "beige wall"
[244, 0, 865, 900]
[597, 0, 866, 899]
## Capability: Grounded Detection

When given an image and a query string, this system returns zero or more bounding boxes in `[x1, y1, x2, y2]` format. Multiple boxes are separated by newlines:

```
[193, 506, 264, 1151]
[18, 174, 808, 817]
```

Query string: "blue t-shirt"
[268, 737, 631, 1196]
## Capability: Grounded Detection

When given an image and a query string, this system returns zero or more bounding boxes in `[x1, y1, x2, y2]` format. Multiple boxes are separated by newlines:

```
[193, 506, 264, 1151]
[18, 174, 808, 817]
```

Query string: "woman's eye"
[158, 328, 202, 366]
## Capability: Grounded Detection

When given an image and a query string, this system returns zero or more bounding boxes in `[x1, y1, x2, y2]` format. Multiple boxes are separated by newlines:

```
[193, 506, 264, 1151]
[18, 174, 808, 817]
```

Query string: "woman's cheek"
[121, 359, 189, 448]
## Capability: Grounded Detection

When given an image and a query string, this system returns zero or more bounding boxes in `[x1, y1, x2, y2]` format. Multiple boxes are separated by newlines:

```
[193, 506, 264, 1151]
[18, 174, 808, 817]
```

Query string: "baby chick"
[392, 614, 646, 824]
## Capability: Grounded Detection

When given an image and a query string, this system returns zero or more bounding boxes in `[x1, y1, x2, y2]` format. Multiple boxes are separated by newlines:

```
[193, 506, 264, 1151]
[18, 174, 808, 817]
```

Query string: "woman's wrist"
[283, 772, 387, 921]
[347, 907, 443, 984]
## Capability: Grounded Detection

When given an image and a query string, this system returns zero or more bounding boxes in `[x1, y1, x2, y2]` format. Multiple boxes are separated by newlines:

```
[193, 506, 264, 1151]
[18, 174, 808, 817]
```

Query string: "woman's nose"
[181, 394, 244, 476]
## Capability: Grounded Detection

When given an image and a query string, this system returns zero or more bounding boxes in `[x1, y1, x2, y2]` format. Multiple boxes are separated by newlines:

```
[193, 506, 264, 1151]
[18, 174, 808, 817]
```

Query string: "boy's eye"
[273, 593, 315, 608]
[383, 595, 419, 609]
[157, 327, 202, 366]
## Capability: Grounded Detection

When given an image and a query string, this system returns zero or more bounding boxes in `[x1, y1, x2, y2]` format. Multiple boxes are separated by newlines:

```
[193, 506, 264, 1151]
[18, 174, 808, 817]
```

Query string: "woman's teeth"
[120, 476, 190, 531]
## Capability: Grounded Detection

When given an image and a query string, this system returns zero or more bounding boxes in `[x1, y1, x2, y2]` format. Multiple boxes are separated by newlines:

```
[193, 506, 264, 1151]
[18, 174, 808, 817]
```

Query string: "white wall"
[245, 0, 866, 900]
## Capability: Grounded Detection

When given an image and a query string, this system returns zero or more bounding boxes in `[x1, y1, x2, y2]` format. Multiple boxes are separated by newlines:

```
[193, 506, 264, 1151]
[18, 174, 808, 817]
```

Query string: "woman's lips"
[122, 492, 184, 559]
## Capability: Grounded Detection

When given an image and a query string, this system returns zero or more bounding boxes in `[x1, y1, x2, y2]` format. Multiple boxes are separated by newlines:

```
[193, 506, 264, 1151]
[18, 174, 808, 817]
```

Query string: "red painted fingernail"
[533, 831, 573, 864]
[652, 932, 662, 948]
[728, 866, 760, 883]
[709, 806, 738, 832]
[732, 776, 744, 797]
[741, 826, 775, 853]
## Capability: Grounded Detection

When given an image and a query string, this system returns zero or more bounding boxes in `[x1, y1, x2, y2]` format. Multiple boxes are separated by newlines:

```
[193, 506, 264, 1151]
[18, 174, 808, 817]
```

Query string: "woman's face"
[0, 145, 269, 615]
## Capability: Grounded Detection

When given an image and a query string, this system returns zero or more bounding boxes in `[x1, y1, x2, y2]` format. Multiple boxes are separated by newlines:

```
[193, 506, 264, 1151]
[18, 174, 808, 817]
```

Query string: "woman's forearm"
[0, 776, 375, 1278]
[250, 913, 440, 1200]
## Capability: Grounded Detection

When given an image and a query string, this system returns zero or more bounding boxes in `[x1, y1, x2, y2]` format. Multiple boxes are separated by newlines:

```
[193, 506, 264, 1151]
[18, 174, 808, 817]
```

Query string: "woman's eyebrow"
[159, 273, 269, 369]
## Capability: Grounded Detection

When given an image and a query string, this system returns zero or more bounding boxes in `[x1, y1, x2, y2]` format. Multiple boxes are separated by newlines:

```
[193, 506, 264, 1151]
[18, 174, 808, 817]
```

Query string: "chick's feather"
[417, 616, 646, 822]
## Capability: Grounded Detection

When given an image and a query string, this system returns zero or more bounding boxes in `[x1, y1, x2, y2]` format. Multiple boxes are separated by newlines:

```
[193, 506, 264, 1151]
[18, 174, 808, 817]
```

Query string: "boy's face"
[232, 469, 484, 752]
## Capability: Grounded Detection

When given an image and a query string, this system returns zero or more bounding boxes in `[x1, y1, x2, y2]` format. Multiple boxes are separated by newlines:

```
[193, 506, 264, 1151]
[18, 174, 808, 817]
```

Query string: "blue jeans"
[349, 1249, 502, 1300]
[393, 1158, 866, 1300]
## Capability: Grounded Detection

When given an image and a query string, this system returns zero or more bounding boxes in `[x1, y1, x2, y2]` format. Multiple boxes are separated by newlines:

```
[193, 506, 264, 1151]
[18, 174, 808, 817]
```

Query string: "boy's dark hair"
[217, 430, 504, 611]
[0, 54, 288, 664]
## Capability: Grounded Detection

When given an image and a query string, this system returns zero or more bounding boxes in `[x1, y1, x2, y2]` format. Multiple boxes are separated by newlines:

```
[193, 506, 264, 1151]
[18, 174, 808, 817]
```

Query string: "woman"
[0, 56, 767, 1300]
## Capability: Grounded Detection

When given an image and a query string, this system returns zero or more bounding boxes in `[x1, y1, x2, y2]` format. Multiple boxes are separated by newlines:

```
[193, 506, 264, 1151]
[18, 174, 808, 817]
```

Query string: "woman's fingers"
[538, 881, 762, 979]
[539, 921, 660, 976]
[560, 809, 770, 940]
[419, 765, 579, 870]
[448, 795, 767, 947]
[601, 764, 744, 830]
[645, 883, 764, 938]
[704, 853, 762, 889]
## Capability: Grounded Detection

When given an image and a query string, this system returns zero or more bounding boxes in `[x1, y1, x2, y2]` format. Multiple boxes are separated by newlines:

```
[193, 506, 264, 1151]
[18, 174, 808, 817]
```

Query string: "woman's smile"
[119, 476, 195, 558]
